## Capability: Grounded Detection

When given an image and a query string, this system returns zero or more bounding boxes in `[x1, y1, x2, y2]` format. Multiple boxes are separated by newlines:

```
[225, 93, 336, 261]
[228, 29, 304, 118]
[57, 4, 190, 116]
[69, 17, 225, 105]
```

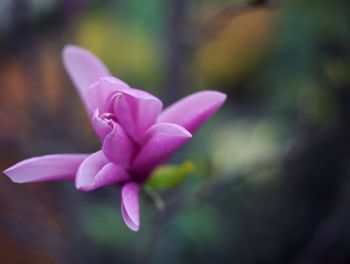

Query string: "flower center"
[100, 112, 117, 127]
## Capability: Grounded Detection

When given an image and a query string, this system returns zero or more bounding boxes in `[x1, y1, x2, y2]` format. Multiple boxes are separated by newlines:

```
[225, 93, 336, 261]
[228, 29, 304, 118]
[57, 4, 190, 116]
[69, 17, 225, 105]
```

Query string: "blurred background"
[0, 0, 350, 263]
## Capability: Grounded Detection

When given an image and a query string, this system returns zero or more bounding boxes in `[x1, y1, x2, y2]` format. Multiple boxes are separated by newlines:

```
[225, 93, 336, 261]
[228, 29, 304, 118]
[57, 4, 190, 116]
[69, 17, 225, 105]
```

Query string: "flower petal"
[62, 45, 112, 112]
[102, 122, 136, 168]
[76, 151, 129, 191]
[86, 77, 129, 114]
[132, 122, 192, 180]
[3, 154, 88, 183]
[121, 182, 140, 231]
[158, 91, 226, 133]
[113, 88, 162, 142]
[92, 109, 114, 141]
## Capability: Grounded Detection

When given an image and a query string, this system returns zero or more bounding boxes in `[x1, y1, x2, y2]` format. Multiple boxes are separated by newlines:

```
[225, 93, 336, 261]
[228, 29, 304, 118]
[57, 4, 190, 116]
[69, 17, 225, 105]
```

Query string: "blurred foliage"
[210, 119, 281, 176]
[1, 0, 350, 263]
[194, 7, 277, 88]
[76, 14, 163, 92]
[75, 0, 166, 93]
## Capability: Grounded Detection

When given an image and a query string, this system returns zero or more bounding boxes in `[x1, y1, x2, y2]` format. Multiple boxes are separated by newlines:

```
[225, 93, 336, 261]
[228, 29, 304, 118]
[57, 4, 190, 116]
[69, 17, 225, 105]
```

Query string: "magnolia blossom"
[3, 45, 226, 231]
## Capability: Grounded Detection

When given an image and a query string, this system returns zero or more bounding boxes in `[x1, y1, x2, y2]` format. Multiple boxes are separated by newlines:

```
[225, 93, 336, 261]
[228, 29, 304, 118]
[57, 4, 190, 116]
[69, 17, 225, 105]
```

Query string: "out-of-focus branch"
[163, 0, 191, 103]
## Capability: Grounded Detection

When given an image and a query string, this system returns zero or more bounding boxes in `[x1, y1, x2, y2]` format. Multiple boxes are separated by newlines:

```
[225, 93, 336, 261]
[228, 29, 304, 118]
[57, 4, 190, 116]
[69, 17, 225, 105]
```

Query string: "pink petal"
[132, 122, 192, 180]
[3, 154, 88, 183]
[158, 91, 226, 133]
[121, 182, 140, 231]
[76, 151, 129, 191]
[62, 45, 112, 112]
[113, 88, 162, 143]
[92, 109, 114, 141]
[102, 121, 135, 168]
[86, 77, 129, 114]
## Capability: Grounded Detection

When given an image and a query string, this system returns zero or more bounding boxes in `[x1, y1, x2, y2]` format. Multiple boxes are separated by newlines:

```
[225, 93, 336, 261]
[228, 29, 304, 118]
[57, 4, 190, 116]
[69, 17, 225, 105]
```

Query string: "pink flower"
[3, 45, 226, 231]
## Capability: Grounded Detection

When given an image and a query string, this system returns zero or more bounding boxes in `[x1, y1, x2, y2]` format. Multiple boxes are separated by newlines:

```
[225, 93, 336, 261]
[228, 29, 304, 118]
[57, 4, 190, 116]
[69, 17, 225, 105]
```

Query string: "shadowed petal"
[102, 122, 135, 168]
[113, 88, 162, 142]
[121, 182, 140, 231]
[62, 45, 112, 112]
[132, 123, 192, 179]
[158, 91, 226, 133]
[3, 154, 88, 183]
[76, 151, 129, 191]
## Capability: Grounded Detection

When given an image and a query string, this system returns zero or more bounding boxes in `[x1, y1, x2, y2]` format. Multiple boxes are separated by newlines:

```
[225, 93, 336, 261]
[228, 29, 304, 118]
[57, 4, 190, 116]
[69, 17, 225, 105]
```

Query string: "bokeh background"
[1, 0, 350, 263]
